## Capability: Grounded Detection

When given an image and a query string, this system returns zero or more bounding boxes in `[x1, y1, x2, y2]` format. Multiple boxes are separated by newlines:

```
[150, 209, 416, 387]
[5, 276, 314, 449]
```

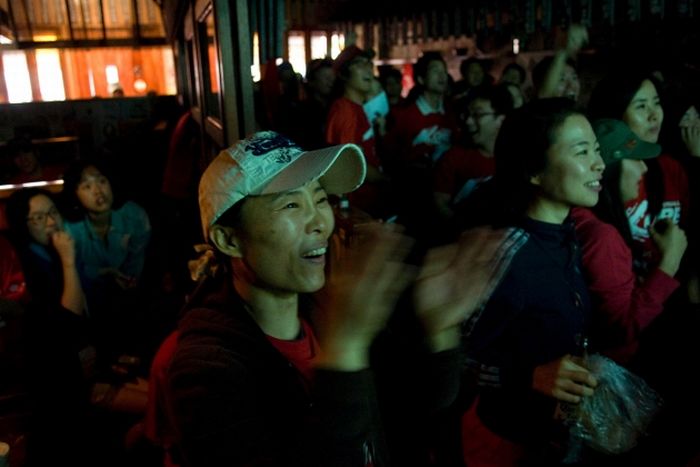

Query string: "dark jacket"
[165, 277, 388, 467]
[465, 217, 591, 445]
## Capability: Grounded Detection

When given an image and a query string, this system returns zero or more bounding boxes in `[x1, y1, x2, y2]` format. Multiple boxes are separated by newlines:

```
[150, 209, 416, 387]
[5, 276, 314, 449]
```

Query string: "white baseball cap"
[199, 131, 367, 239]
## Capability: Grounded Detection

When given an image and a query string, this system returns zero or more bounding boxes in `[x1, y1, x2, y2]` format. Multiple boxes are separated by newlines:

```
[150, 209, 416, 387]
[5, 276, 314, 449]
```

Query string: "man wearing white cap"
[164, 131, 506, 466]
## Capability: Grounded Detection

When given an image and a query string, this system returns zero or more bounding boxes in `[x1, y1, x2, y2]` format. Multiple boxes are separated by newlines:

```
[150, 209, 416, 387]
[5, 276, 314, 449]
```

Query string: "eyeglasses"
[27, 206, 60, 225]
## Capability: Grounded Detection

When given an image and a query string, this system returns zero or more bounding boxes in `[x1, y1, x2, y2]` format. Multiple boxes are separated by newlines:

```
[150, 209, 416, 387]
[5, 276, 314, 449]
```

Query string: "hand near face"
[315, 222, 414, 370]
[50, 230, 76, 267]
[681, 123, 700, 157]
[565, 24, 588, 57]
[414, 227, 508, 352]
[532, 355, 597, 404]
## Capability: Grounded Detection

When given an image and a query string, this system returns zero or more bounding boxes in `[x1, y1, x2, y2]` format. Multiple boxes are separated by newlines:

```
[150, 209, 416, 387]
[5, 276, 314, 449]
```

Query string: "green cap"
[592, 119, 661, 165]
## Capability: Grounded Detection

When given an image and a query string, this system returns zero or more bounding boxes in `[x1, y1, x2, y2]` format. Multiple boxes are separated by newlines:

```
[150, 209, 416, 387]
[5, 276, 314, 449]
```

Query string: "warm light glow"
[105, 65, 120, 85]
[36, 49, 66, 101]
[3, 51, 32, 103]
[310, 32, 328, 59]
[33, 34, 58, 42]
[512, 38, 520, 55]
[251, 32, 261, 82]
[287, 31, 306, 77]
[0, 179, 64, 191]
[330, 34, 344, 59]
[0, 35, 12, 45]
[133, 78, 147, 93]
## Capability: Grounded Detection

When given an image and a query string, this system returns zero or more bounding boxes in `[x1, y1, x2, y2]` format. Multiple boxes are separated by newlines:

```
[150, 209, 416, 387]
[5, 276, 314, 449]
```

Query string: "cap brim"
[261, 144, 367, 196]
[627, 140, 661, 160]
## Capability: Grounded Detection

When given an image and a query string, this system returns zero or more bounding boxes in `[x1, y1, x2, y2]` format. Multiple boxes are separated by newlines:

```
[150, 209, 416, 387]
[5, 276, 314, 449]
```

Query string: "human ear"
[209, 224, 243, 258]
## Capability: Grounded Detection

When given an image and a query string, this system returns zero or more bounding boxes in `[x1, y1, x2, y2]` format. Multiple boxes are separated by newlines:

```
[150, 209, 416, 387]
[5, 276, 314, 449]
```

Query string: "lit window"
[3, 51, 32, 103]
[330, 34, 344, 59]
[105, 64, 120, 88]
[310, 32, 327, 59]
[36, 49, 66, 101]
[287, 31, 306, 77]
[251, 32, 261, 81]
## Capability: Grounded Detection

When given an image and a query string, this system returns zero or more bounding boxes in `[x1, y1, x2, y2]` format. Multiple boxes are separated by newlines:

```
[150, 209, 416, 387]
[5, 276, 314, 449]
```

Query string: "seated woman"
[61, 160, 152, 360]
[6, 189, 149, 466]
[461, 98, 601, 466]
[6, 188, 93, 465]
[572, 119, 687, 364]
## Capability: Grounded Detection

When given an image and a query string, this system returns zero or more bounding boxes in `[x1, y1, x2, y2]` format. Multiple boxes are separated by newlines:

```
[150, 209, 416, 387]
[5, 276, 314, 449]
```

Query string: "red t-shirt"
[433, 146, 495, 202]
[326, 97, 381, 169]
[385, 96, 456, 166]
[624, 154, 689, 273]
[266, 319, 318, 393]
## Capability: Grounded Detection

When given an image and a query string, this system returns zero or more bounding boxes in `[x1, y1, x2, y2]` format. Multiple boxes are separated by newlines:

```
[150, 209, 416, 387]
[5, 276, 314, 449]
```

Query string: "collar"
[416, 94, 445, 116]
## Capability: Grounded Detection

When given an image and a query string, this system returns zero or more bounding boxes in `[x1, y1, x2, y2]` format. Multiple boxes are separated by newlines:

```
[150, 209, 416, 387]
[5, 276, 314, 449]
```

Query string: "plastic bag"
[563, 354, 663, 461]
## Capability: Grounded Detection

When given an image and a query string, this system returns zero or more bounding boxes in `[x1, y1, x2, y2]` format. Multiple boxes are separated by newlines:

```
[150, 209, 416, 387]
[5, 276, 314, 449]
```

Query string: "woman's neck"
[526, 198, 570, 224]
[344, 87, 365, 105]
[233, 276, 301, 340]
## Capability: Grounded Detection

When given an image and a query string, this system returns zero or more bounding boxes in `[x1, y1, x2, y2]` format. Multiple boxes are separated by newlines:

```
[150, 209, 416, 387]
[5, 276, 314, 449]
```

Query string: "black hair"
[378, 66, 403, 87]
[214, 198, 247, 231]
[591, 162, 635, 250]
[466, 84, 514, 117]
[502, 62, 526, 84]
[305, 58, 333, 83]
[459, 57, 487, 79]
[405, 51, 446, 103]
[61, 159, 124, 222]
[6, 188, 56, 247]
[588, 70, 665, 219]
[492, 98, 583, 223]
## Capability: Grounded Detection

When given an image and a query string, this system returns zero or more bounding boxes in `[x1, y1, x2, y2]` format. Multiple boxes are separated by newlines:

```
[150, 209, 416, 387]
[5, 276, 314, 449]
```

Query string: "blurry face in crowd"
[501, 68, 522, 86]
[309, 66, 335, 98]
[466, 63, 485, 87]
[555, 64, 580, 101]
[619, 159, 648, 203]
[231, 180, 335, 294]
[345, 56, 374, 95]
[383, 75, 403, 101]
[530, 114, 604, 221]
[466, 98, 503, 153]
[421, 60, 448, 95]
[679, 105, 699, 129]
[14, 150, 39, 174]
[622, 80, 663, 144]
[27, 194, 63, 246]
[76, 165, 114, 215]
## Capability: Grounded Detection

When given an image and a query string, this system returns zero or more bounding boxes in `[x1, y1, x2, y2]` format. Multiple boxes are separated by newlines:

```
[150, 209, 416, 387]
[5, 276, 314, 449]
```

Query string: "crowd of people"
[1, 23, 700, 467]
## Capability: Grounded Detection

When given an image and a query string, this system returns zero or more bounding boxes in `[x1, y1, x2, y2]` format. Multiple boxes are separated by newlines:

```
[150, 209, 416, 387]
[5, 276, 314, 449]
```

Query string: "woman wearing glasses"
[6, 188, 92, 466]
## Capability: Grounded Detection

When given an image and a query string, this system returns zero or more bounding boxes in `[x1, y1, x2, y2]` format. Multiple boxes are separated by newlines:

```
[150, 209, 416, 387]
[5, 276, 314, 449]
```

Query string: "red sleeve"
[573, 209, 679, 361]
[325, 99, 361, 146]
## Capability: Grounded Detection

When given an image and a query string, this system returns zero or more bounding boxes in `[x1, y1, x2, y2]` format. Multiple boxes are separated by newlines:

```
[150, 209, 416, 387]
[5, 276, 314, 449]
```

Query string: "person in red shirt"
[572, 119, 687, 364]
[326, 45, 389, 218]
[433, 85, 512, 221]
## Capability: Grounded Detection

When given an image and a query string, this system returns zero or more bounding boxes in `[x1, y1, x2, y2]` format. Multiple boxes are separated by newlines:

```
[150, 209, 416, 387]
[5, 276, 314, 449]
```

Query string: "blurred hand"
[50, 230, 76, 267]
[315, 222, 414, 370]
[565, 24, 588, 56]
[533, 355, 597, 403]
[681, 123, 700, 157]
[651, 219, 687, 277]
[414, 227, 508, 352]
